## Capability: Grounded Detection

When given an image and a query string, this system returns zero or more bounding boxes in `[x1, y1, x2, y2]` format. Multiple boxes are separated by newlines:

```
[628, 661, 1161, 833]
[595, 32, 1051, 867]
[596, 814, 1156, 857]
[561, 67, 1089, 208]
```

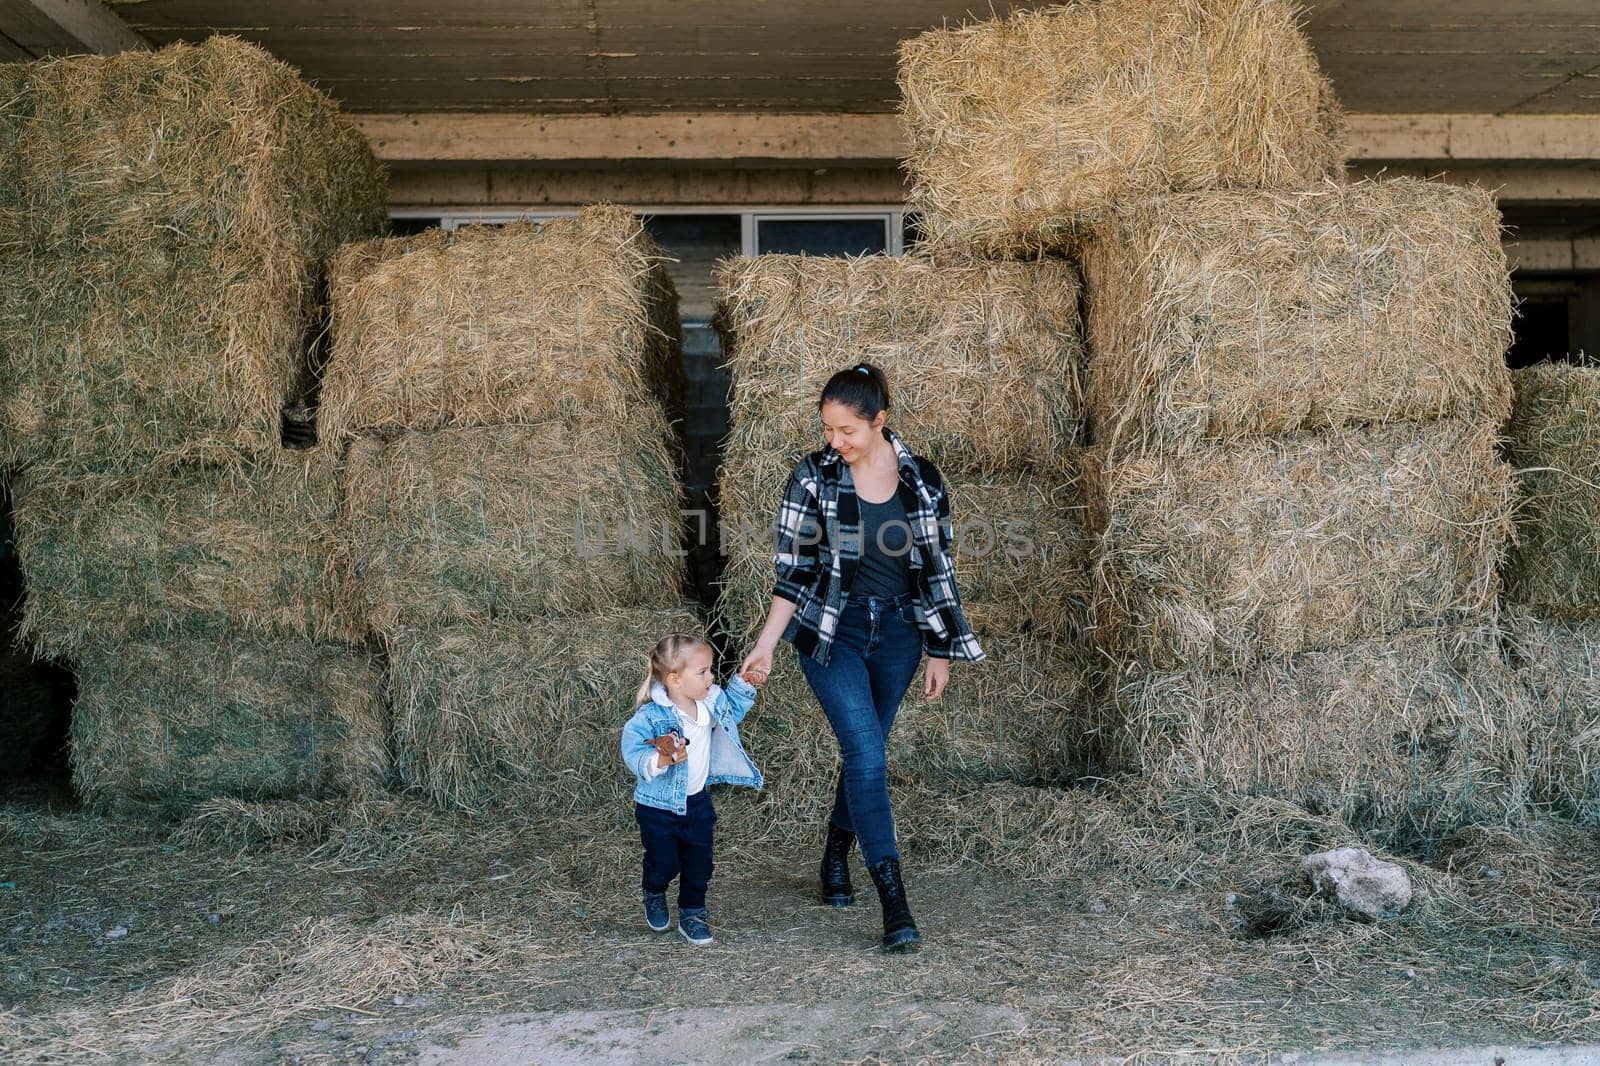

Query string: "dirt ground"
[2, 775, 1598, 1064]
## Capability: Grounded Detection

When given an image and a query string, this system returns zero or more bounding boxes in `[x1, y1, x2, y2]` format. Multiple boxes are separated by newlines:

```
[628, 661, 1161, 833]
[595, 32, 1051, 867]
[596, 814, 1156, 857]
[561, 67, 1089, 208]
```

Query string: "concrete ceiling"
[70, 0, 1600, 115]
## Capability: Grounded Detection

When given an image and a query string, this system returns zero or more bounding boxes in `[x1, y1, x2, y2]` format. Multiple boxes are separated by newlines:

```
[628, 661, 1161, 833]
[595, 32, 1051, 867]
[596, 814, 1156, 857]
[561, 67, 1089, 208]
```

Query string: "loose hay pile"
[6, 781, 1600, 1062]
[337, 421, 686, 635]
[0, 37, 386, 478]
[715, 254, 1086, 475]
[1087, 420, 1513, 670]
[70, 631, 388, 815]
[1083, 180, 1514, 448]
[11, 450, 352, 658]
[1502, 363, 1600, 618]
[321, 207, 684, 445]
[1096, 624, 1532, 852]
[1504, 612, 1600, 825]
[386, 606, 703, 811]
[898, 0, 1344, 255]
[890, 780, 1150, 883]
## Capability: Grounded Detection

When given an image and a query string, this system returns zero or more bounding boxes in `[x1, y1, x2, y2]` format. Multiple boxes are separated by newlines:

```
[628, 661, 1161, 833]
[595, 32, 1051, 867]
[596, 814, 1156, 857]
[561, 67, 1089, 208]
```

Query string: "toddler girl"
[619, 633, 763, 944]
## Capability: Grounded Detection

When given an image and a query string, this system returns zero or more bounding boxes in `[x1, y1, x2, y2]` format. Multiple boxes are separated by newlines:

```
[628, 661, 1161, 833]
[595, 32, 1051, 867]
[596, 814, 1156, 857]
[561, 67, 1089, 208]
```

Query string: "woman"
[740, 363, 984, 954]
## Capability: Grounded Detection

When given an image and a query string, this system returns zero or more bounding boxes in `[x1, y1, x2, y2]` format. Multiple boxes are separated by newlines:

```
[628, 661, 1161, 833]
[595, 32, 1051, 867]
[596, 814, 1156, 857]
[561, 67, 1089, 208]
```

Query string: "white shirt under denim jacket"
[619, 674, 763, 816]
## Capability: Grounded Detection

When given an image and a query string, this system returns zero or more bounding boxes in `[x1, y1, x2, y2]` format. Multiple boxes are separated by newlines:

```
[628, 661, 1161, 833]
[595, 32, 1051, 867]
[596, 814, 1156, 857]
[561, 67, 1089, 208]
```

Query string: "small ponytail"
[819, 362, 891, 421]
[635, 632, 711, 705]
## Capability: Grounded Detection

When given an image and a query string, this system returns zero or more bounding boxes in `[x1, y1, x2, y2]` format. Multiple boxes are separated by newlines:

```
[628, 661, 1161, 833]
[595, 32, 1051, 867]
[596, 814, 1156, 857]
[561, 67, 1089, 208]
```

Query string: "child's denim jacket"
[619, 673, 763, 815]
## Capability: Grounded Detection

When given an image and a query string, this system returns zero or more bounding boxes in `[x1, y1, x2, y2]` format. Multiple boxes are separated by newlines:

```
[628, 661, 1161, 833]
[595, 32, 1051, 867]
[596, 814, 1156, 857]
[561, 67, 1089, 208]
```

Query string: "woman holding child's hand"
[739, 363, 983, 954]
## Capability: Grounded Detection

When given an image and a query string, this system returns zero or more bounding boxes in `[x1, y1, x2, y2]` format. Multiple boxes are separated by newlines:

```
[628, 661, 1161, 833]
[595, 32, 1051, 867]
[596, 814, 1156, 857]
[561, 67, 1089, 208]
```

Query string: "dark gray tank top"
[852, 494, 914, 598]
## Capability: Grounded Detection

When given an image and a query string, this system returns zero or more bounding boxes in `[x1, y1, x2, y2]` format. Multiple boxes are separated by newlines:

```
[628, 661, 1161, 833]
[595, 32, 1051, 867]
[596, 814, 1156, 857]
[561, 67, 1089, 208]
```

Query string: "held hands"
[739, 644, 774, 688]
[648, 732, 687, 770]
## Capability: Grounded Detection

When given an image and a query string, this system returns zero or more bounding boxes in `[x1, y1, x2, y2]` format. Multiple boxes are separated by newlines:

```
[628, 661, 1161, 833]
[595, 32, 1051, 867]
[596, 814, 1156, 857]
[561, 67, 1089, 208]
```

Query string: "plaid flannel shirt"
[771, 428, 985, 667]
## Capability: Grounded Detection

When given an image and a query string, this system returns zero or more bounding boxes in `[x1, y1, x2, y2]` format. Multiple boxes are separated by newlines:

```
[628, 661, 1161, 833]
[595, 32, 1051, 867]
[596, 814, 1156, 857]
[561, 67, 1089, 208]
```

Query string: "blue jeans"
[798, 593, 925, 866]
[636, 789, 716, 909]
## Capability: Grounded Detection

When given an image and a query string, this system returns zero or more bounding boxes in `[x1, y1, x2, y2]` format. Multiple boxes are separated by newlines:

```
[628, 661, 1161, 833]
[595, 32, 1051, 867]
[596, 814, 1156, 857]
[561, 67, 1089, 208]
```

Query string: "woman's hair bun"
[820, 361, 891, 419]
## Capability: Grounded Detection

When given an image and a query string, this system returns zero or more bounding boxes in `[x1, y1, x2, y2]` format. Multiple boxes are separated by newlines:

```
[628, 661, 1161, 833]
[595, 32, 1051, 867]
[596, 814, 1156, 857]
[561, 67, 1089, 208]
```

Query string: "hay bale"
[1099, 624, 1532, 850]
[1087, 421, 1513, 671]
[898, 0, 1344, 256]
[321, 207, 684, 444]
[70, 631, 388, 815]
[386, 604, 703, 811]
[1083, 180, 1514, 448]
[12, 450, 352, 659]
[716, 450, 1093, 644]
[1502, 363, 1600, 618]
[0, 38, 387, 478]
[0, 62, 28, 215]
[890, 629, 1098, 787]
[337, 421, 687, 635]
[716, 254, 1085, 477]
[1504, 611, 1600, 824]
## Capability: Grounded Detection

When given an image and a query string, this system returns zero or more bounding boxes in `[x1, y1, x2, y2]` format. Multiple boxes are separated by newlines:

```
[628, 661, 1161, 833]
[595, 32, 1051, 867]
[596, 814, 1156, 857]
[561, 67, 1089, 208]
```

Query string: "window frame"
[389, 205, 908, 257]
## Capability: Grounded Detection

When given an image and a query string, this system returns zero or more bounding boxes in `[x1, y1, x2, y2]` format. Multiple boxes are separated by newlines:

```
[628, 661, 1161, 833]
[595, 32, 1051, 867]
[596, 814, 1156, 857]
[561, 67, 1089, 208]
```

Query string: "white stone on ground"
[1303, 847, 1413, 920]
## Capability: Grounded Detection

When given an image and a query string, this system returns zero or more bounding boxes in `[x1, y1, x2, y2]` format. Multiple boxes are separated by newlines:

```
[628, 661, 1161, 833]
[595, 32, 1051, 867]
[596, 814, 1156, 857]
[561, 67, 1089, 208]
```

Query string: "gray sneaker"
[643, 891, 671, 932]
[677, 906, 713, 945]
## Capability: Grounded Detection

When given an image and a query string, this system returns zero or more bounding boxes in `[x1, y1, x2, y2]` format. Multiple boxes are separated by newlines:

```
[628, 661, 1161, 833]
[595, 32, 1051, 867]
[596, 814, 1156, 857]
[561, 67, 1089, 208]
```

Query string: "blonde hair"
[635, 632, 711, 706]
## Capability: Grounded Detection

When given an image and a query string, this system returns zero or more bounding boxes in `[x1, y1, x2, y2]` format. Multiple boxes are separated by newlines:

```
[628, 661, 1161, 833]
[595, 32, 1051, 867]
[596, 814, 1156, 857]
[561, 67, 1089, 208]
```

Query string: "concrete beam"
[386, 167, 909, 209]
[1506, 236, 1600, 273]
[356, 111, 1600, 168]
[1347, 163, 1600, 203]
[389, 164, 1600, 214]
[1507, 238, 1576, 273]
[1347, 114, 1600, 163]
[0, 0, 148, 56]
[358, 112, 904, 169]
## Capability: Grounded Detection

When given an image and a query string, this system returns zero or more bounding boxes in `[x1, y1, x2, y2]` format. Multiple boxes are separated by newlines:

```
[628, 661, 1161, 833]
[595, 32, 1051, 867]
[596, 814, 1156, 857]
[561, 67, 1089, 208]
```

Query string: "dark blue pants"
[636, 788, 716, 910]
[798, 594, 925, 866]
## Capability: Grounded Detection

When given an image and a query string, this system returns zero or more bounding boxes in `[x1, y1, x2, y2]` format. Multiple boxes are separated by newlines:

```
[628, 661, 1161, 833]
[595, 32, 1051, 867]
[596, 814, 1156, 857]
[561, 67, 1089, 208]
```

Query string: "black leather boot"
[819, 823, 855, 907]
[867, 856, 921, 953]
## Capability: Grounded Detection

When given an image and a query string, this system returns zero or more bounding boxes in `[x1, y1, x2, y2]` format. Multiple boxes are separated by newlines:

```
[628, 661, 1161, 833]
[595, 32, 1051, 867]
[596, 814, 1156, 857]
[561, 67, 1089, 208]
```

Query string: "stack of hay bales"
[704, 0, 1339, 824]
[712, 255, 1094, 815]
[0, 38, 384, 476]
[1082, 181, 1526, 845]
[0, 39, 389, 812]
[900, 1, 1527, 848]
[323, 208, 696, 811]
[898, 0, 1344, 256]
[1501, 363, 1600, 823]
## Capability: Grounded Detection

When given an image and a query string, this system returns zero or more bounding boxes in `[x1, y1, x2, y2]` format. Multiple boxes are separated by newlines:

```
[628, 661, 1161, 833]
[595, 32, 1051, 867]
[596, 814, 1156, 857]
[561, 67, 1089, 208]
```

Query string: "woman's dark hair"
[818, 362, 891, 421]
